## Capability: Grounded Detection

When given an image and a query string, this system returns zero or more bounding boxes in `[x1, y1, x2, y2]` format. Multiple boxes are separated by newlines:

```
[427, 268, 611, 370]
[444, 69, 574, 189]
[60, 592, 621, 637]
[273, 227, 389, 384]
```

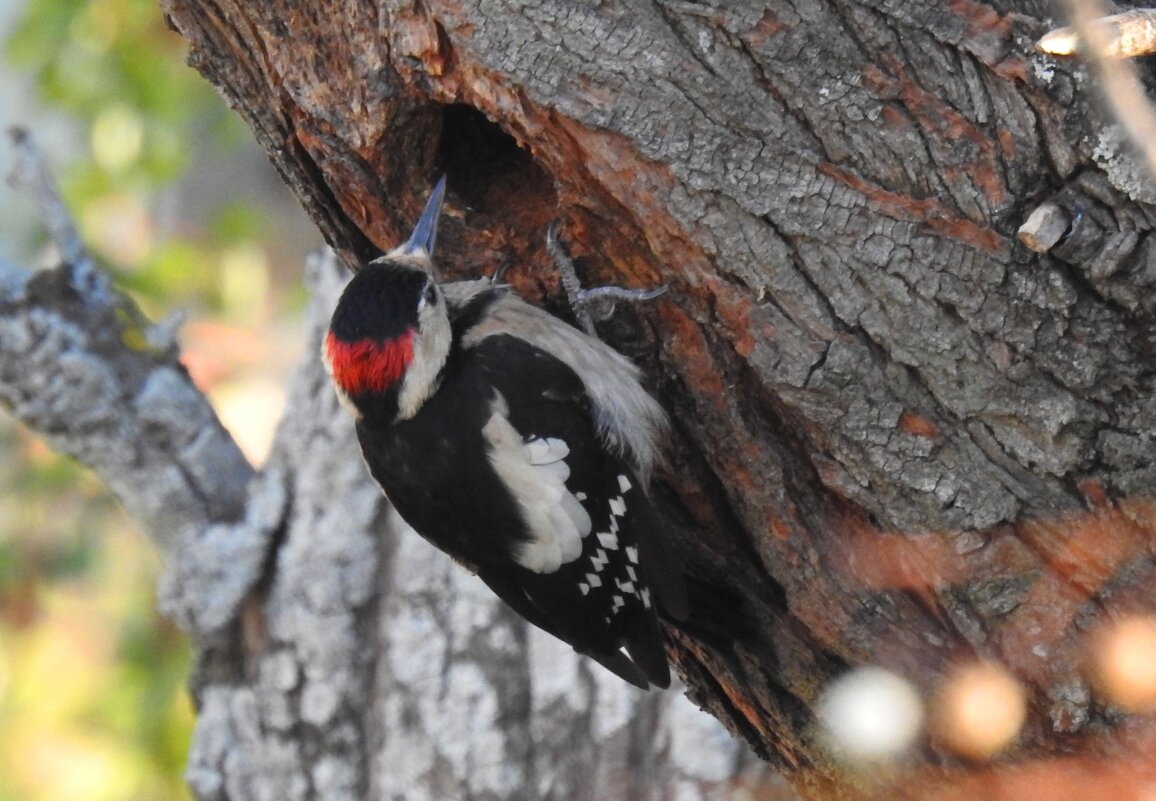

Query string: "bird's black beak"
[399, 176, 446, 258]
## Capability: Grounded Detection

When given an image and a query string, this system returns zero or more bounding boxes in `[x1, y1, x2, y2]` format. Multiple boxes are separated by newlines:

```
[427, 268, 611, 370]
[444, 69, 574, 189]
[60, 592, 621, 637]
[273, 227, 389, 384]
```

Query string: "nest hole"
[435, 104, 556, 241]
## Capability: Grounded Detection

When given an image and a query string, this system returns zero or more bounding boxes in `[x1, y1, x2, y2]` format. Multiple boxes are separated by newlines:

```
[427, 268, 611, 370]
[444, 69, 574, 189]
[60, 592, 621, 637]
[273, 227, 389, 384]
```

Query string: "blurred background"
[6, 3, 1156, 800]
[0, 0, 316, 798]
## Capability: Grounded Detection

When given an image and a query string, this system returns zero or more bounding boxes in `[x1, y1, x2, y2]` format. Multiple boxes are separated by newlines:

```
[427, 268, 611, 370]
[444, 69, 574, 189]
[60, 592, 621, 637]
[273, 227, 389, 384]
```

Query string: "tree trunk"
[8, 0, 1156, 798]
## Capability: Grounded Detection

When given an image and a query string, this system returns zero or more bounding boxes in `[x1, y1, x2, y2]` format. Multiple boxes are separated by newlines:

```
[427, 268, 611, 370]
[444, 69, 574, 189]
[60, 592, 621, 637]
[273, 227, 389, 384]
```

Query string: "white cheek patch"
[333, 385, 361, 420]
[397, 293, 452, 420]
[482, 392, 592, 573]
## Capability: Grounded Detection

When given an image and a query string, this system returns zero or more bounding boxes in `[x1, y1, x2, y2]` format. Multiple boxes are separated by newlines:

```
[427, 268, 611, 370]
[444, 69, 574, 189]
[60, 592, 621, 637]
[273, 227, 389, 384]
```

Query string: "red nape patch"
[325, 330, 414, 396]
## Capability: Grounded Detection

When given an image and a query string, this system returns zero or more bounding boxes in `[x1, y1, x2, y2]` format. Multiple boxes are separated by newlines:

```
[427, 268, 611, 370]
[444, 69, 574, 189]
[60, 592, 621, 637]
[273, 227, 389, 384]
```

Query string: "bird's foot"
[546, 222, 667, 336]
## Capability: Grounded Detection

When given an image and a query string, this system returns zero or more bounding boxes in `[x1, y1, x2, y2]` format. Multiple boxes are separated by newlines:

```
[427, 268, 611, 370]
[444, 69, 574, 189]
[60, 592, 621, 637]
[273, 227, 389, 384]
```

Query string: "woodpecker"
[324, 178, 687, 689]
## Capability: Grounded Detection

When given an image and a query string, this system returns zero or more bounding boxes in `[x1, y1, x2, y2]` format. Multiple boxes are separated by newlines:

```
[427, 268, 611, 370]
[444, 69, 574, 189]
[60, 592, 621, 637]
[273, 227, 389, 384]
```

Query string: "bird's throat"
[325, 329, 414, 397]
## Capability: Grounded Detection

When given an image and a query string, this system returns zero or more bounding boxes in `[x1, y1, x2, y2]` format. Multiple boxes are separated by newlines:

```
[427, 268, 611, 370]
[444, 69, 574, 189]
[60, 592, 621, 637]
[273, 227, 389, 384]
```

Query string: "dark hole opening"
[435, 104, 555, 220]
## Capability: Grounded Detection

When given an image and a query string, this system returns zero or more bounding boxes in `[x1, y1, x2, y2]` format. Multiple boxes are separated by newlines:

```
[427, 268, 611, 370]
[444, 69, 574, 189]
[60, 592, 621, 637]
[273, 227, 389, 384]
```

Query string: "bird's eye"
[422, 282, 438, 307]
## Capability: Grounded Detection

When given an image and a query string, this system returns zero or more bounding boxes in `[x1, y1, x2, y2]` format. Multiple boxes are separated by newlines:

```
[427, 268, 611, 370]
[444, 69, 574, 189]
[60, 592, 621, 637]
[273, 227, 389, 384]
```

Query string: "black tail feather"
[622, 605, 672, 688]
[634, 499, 691, 621]
[589, 648, 652, 689]
[672, 572, 755, 642]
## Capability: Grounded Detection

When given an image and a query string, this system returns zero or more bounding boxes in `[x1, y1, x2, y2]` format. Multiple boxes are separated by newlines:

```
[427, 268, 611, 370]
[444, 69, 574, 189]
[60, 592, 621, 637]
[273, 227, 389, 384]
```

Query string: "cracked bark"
[8, 0, 1156, 799]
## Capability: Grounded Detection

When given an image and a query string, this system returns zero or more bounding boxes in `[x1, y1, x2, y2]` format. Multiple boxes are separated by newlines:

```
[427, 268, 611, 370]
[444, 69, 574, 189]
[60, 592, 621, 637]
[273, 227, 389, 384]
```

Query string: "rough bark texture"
[9, 0, 1156, 798]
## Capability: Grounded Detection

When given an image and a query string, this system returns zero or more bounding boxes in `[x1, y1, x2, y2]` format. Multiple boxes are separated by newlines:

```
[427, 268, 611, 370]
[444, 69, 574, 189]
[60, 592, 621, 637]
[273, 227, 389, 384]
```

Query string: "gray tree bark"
[8, 0, 1156, 799]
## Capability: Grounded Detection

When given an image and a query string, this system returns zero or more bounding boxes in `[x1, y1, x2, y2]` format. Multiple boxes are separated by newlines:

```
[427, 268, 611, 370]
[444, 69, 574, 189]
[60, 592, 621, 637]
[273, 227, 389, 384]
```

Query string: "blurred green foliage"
[0, 0, 302, 799]
[6, 0, 266, 316]
[0, 440, 194, 801]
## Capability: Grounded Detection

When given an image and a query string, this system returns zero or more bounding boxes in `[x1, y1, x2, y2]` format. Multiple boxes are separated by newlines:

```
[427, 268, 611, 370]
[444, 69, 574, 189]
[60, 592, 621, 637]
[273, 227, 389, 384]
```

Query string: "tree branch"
[0, 127, 289, 651]
[1, 129, 254, 555]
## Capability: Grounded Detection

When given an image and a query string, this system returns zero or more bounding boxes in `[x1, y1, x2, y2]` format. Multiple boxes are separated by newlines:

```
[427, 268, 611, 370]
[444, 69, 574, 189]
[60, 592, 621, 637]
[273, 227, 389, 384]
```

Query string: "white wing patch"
[447, 287, 669, 481]
[482, 392, 592, 573]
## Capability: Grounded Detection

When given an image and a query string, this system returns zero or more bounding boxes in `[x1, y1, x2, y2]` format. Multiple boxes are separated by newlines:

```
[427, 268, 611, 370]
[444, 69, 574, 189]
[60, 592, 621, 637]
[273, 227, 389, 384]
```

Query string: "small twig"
[4, 126, 104, 295]
[1050, 3, 1156, 183]
[1038, 9, 1156, 59]
[1017, 203, 1070, 253]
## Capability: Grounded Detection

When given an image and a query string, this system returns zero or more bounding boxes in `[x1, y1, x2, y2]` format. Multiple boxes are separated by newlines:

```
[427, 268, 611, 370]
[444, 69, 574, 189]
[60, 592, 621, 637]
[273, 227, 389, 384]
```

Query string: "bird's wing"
[469, 334, 671, 688]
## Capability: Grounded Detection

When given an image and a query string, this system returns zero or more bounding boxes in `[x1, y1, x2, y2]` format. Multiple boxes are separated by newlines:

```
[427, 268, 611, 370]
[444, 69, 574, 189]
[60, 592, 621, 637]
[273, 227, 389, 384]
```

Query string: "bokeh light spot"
[92, 105, 144, 173]
[817, 666, 924, 762]
[1094, 616, 1156, 712]
[219, 242, 270, 323]
[932, 661, 1025, 760]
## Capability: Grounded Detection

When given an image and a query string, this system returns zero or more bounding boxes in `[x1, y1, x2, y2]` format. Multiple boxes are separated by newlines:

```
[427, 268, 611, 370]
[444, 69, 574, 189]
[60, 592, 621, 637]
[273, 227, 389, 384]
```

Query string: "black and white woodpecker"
[324, 178, 687, 689]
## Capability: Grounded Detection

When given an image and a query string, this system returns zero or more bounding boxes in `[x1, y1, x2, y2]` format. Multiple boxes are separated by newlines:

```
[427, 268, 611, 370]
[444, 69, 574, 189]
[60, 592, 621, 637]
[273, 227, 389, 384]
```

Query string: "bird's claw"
[489, 260, 513, 286]
[575, 284, 669, 304]
[546, 222, 666, 337]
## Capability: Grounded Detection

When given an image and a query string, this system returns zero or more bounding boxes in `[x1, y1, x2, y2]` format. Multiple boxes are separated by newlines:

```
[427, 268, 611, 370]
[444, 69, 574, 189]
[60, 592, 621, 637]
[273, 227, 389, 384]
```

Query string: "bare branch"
[0, 130, 254, 556]
[4, 126, 102, 294]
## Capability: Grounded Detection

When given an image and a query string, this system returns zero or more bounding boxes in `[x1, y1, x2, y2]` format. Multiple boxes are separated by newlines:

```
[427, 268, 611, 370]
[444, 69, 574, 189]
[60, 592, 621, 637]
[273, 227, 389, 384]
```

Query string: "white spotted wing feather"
[482, 392, 592, 572]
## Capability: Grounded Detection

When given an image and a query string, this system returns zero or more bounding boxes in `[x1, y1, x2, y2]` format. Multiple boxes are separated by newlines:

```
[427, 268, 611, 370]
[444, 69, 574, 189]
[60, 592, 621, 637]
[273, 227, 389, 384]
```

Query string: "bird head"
[325, 178, 452, 421]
